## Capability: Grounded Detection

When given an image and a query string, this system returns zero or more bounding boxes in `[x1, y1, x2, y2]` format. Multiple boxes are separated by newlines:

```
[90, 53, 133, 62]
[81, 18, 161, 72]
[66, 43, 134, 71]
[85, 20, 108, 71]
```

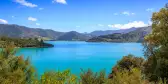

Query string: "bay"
[16, 41, 144, 76]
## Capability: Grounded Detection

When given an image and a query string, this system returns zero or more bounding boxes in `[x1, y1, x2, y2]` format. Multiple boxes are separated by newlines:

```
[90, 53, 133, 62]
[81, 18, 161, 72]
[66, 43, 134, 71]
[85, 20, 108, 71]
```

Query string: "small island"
[0, 36, 54, 48]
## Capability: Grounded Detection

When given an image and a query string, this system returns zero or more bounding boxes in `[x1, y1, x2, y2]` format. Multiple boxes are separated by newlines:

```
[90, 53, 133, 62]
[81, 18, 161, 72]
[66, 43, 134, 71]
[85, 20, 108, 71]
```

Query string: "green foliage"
[109, 54, 144, 78]
[0, 36, 53, 48]
[107, 68, 149, 84]
[40, 70, 78, 84]
[80, 69, 106, 84]
[143, 4, 168, 82]
[0, 45, 37, 84]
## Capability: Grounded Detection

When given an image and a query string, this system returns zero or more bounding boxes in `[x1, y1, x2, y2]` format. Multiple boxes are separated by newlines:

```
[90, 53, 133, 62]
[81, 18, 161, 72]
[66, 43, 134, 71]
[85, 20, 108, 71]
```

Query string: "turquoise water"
[16, 41, 144, 76]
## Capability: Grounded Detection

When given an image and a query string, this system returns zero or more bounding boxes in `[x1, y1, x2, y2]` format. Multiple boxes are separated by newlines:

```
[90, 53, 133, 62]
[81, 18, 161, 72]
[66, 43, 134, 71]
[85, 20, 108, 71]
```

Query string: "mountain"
[57, 31, 92, 41]
[0, 24, 64, 40]
[90, 28, 137, 36]
[0, 24, 92, 41]
[0, 24, 152, 42]
[87, 26, 152, 42]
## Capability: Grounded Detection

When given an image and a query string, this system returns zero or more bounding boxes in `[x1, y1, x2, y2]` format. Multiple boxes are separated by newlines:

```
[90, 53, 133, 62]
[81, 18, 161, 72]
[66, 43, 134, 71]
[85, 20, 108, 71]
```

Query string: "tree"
[143, 4, 168, 81]
[107, 68, 149, 84]
[0, 45, 37, 84]
[80, 69, 106, 84]
[109, 54, 144, 78]
[40, 70, 78, 84]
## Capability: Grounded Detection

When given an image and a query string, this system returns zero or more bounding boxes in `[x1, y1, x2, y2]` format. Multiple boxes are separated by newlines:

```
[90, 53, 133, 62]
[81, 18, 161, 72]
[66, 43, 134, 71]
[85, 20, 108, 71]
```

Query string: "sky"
[0, 0, 167, 33]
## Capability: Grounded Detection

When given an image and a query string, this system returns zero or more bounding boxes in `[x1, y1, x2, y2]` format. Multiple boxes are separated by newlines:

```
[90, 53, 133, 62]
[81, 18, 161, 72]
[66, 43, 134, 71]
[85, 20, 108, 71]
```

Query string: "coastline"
[0, 43, 54, 48]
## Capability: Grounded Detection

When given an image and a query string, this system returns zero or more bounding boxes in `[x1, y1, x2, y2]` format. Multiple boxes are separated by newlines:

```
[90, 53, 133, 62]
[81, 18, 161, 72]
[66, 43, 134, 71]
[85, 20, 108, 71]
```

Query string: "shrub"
[80, 69, 106, 84]
[109, 54, 145, 78]
[0, 45, 37, 84]
[107, 68, 149, 84]
[40, 70, 78, 84]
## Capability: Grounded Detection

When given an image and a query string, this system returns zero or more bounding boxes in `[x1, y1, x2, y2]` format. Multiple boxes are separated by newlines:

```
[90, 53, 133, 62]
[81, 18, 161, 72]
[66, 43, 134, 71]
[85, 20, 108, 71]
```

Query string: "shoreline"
[0, 43, 54, 48]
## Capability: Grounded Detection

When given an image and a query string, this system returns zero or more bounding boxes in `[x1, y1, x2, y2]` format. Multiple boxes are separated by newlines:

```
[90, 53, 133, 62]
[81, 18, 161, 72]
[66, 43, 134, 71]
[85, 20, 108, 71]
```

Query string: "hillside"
[57, 31, 92, 41]
[0, 37, 54, 48]
[0, 24, 152, 42]
[87, 26, 152, 42]
[0, 24, 64, 40]
[90, 28, 137, 36]
[0, 24, 92, 41]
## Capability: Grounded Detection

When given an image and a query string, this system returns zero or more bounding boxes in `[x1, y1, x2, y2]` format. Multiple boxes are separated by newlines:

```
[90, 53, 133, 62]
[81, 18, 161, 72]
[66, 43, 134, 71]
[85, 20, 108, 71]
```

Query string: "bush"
[0, 45, 37, 84]
[80, 69, 106, 84]
[107, 68, 149, 84]
[40, 70, 78, 84]
[109, 54, 145, 78]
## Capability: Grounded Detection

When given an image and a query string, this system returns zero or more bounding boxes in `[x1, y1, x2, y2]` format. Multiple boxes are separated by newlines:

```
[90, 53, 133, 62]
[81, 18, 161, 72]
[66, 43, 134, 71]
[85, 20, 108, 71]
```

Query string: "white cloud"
[36, 23, 40, 26]
[0, 19, 8, 24]
[114, 11, 135, 16]
[39, 8, 44, 10]
[98, 24, 104, 27]
[146, 8, 154, 12]
[76, 26, 80, 28]
[122, 11, 135, 16]
[15, 0, 38, 8]
[108, 21, 148, 29]
[52, 0, 67, 4]
[28, 17, 37, 21]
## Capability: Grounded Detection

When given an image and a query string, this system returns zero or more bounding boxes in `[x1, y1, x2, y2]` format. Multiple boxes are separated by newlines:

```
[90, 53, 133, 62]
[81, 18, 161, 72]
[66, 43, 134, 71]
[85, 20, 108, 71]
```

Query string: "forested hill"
[0, 24, 64, 40]
[0, 37, 54, 48]
[87, 26, 152, 42]
[57, 31, 92, 41]
[0, 24, 92, 41]
[0, 24, 152, 42]
[90, 28, 137, 36]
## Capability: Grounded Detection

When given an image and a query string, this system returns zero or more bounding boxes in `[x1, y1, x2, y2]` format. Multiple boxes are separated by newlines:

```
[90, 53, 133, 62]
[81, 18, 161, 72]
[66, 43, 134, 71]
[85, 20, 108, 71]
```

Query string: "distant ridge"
[57, 31, 92, 41]
[0, 24, 151, 41]
[90, 27, 137, 36]
[0, 24, 64, 40]
[87, 26, 152, 42]
[0, 24, 91, 41]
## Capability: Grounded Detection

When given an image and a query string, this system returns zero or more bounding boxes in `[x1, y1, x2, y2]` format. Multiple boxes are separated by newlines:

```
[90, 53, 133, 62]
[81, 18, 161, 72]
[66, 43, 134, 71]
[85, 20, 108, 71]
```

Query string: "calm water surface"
[16, 41, 144, 76]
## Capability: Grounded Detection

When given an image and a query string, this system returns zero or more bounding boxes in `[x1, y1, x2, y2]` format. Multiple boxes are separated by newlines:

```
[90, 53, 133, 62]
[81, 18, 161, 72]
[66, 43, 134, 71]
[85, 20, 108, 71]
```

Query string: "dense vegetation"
[0, 37, 54, 48]
[143, 5, 168, 81]
[87, 26, 151, 42]
[0, 45, 37, 84]
[0, 4, 168, 84]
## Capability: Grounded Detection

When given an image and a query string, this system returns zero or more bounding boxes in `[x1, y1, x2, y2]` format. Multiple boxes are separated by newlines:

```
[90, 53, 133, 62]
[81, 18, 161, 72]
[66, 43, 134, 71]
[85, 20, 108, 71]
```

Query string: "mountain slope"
[57, 31, 91, 41]
[0, 24, 151, 42]
[87, 26, 152, 42]
[90, 28, 137, 36]
[0, 24, 64, 40]
[0, 24, 92, 41]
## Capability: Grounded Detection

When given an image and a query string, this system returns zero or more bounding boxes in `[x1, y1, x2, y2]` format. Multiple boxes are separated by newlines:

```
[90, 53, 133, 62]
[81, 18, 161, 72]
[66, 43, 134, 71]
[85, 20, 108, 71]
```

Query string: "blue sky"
[0, 0, 167, 33]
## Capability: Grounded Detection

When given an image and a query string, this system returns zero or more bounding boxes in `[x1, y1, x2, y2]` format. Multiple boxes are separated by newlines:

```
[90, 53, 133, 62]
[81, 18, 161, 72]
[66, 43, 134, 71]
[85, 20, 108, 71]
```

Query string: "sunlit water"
[16, 41, 144, 76]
